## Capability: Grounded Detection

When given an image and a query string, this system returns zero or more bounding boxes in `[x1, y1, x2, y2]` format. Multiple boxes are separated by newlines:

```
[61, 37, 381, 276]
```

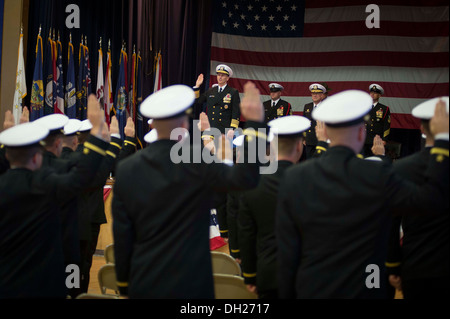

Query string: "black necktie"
[273, 101, 276, 107]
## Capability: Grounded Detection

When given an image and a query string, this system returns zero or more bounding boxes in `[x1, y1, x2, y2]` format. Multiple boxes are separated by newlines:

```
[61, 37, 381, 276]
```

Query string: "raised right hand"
[2, 111, 15, 131]
[430, 99, 449, 136]
[195, 74, 204, 88]
[87, 94, 105, 137]
[240, 82, 264, 123]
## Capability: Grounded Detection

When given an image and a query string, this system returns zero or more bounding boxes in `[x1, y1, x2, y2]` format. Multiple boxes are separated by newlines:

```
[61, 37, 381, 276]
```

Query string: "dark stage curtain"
[25, 0, 131, 116]
[148, 0, 213, 118]
[25, 0, 213, 120]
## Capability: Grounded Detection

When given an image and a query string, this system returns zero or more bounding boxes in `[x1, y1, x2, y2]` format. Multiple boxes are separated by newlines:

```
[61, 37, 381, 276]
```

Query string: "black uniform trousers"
[239, 161, 293, 299]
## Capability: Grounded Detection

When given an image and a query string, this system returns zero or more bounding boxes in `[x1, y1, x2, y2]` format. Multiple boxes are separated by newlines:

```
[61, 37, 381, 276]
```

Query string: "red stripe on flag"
[211, 47, 449, 69]
[303, 21, 449, 38]
[390, 113, 422, 130]
[221, 78, 450, 100]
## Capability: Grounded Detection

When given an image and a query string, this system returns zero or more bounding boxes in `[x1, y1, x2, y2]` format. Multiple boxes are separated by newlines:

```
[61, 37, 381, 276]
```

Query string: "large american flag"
[209, 0, 449, 129]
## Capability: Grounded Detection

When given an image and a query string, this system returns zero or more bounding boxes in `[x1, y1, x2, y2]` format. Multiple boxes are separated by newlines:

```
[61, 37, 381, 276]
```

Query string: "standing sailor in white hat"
[386, 97, 450, 300]
[0, 94, 110, 298]
[303, 83, 330, 158]
[194, 64, 241, 138]
[112, 82, 269, 299]
[364, 84, 391, 157]
[263, 83, 292, 124]
[276, 90, 449, 299]
[239, 115, 310, 300]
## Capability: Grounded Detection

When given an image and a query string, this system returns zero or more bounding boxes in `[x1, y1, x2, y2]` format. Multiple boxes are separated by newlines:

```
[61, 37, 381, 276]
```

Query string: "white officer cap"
[79, 119, 93, 132]
[34, 114, 69, 134]
[369, 84, 384, 95]
[64, 119, 82, 136]
[268, 116, 311, 137]
[140, 85, 195, 119]
[312, 90, 372, 127]
[144, 129, 158, 144]
[216, 64, 233, 78]
[269, 83, 284, 92]
[309, 83, 327, 94]
[412, 97, 449, 120]
[0, 122, 49, 148]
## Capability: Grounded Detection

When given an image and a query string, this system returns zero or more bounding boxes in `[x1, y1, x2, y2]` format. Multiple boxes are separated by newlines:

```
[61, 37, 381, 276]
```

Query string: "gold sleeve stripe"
[231, 249, 240, 253]
[243, 273, 257, 278]
[84, 142, 106, 156]
[0, 144, 4, 149]
[431, 148, 449, 157]
[195, 90, 200, 99]
[116, 281, 129, 288]
[357, 154, 364, 159]
[243, 129, 268, 141]
[110, 142, 122, 150]
[316, 146, 327, 152]
[231, 119, 240, 128]
[220, 230, 229, 234]
[106, 151, 117, 159]
[125, 141, 137, 147]
[384, 129, 391, 138]
[385, 262, 401, 268]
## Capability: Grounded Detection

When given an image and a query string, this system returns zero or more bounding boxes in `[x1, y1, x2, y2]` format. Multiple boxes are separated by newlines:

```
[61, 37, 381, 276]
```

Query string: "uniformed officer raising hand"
[276, 91, 448, 299]
[0, 94, 111, 299]
[386, 97, 449, 300]
[112, 83, 268, 299]
[194, 64, 241, 139]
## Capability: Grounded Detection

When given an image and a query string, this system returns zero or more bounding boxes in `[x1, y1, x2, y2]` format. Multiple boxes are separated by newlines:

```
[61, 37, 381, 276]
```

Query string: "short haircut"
[6, 145, 43, 167]
[43, 132, 64, 148]
[277, 135, 303, 157]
